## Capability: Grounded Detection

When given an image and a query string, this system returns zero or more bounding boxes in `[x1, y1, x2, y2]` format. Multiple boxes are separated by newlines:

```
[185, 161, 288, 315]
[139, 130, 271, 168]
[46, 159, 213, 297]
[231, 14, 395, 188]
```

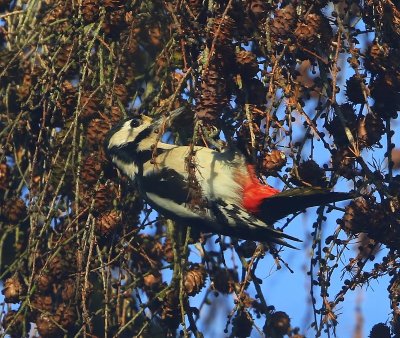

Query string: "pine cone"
[212, 268, 238, 294]
[81, 152, 104, 186]
[370, 75, 400, 119]
[2, 310, 30, 338]
[357, 114, 385, 147]
[86, 118, 112, 148]
[369, 323, 391, 338]
[35, 273, 53, 292]
[346, 75, 368, 104]
[210, 16, 236, 44]
[31, 294, 53, 313]
[326, 104, 357, 147]
[79, 91, 101, 121]
[342, 197, 374, 234]
[112, 83, 129, 104]
[61, 278, 76, 301]
[81, 0, 99, 24]
[232, 310, 253, 338]
[1, 197, 27, 224]
[143, 272, 162, 292]
[103, 0, 124, 10]
[184, 264, 207, 296]
[82, 182, 117, 213]
[163, 238, 174, 263]
[364, 42, 390, 73]
[332, 147, 356, 180]
[270, 4, 297, 39]
[187, 0, 203, 17]
[262, 150, 286, 174]
[0, 162, 10, 190]
[55, 304, 77, 329]
[294, 13, 332, 45]
[236, 50, 259, 79]
[36, 314, 62, 338]
[247, 0, 267, 19]
[95, 210, 121, 237]
[196, 65, 229, 120]
[292, 160, 328, 188]
[265, 311, 291, 336]
[2, 276, 26, 303]
[161, 290, 181, 331]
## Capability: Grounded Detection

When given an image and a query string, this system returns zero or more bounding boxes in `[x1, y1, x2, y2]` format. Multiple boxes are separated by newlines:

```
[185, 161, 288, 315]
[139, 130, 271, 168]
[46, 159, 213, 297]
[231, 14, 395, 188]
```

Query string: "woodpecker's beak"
[152, 107, 187, 130]
[141, 115, 153, 124]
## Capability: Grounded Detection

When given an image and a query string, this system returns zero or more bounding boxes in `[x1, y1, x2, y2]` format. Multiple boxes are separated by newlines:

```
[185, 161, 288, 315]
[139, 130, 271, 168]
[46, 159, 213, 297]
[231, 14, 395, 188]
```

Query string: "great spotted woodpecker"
[105, 108, 351, 248]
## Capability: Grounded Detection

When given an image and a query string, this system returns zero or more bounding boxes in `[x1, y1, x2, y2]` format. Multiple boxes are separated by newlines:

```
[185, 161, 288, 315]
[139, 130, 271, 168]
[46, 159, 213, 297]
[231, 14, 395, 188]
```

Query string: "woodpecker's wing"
[258, 187, 352, 224]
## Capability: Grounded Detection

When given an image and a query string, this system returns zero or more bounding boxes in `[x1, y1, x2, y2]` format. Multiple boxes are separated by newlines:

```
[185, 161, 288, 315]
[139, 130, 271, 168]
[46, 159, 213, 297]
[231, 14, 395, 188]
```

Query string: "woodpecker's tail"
[258, 187, 353, 224]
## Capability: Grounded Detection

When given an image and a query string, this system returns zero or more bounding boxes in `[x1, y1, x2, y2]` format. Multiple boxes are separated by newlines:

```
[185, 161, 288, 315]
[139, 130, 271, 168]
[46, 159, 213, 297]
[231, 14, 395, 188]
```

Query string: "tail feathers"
[210, 200, 301, 248]
[258, 187, 353, 224]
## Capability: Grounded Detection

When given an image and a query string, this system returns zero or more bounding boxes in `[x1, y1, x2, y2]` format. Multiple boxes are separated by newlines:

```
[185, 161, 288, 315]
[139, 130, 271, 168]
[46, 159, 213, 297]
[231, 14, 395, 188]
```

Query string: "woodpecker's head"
[105, 108, 186, 178]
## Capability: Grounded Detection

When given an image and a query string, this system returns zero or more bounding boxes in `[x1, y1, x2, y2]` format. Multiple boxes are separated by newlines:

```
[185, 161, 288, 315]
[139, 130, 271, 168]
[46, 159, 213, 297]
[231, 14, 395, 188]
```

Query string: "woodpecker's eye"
[130, 119, 140, 128]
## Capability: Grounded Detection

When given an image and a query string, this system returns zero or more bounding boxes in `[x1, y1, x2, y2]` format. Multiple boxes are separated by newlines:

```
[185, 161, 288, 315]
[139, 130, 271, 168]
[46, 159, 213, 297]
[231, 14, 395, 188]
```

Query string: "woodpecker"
[105, 109, 351, 248]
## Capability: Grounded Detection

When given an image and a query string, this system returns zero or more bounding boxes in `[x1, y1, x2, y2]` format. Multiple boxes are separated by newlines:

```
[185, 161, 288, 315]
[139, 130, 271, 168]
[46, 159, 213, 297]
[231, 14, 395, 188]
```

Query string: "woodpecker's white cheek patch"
[108, 121, 150, 149]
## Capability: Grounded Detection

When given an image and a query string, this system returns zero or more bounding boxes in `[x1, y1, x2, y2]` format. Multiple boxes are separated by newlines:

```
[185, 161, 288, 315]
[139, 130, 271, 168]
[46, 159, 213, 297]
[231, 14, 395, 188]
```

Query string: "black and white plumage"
[105, 110, 351, 248]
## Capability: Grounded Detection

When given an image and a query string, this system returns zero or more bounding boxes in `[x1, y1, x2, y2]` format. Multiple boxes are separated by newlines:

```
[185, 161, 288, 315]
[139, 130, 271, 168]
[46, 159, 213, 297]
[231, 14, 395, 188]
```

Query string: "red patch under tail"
[240, 165, 280, 213]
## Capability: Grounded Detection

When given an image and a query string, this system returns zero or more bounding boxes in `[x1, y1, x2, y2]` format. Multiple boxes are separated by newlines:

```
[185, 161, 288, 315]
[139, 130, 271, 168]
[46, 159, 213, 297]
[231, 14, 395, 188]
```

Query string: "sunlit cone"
[36, 314, 62, 338]
[210, 16, 236, 44]
[184, 263, 207, 296]
[2, 276, 26, 303]
[143, 272, 162, 293]
[262, 150, 287, 175]
[35, 273, 53, 292]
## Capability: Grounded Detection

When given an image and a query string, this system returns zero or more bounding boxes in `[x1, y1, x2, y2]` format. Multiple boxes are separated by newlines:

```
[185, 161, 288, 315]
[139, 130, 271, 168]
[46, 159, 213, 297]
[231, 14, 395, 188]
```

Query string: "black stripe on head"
[104, 118, 132, 152]
[107, 126, 154, 165]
